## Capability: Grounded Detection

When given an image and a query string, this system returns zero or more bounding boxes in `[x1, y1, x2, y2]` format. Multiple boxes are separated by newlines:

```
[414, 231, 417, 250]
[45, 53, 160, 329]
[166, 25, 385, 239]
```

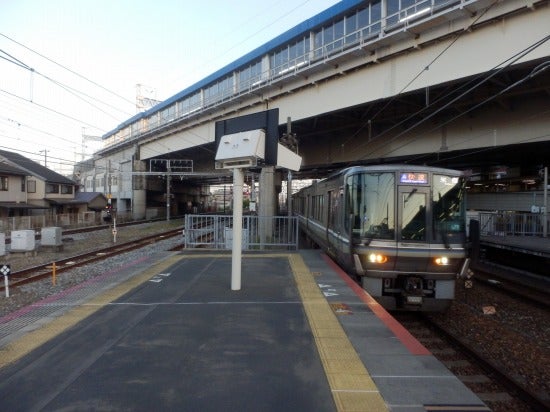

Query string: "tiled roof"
[0, 149, 76, 185]
[73, 192, 107, 203]
[0, 161, 27, 176]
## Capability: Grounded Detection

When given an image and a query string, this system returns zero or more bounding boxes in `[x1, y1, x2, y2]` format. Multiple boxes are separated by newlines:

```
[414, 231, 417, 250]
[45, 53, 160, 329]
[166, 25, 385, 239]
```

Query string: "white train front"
[293, 165, 471, 311]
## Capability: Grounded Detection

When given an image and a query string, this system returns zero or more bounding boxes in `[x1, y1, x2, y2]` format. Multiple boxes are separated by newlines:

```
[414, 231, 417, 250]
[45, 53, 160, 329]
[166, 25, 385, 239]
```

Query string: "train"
[293, 165, 471, 311]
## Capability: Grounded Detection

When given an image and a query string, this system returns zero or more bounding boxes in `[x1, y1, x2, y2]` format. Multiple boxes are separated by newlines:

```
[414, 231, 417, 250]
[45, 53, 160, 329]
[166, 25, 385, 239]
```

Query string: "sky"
[0, 0, 341, 174]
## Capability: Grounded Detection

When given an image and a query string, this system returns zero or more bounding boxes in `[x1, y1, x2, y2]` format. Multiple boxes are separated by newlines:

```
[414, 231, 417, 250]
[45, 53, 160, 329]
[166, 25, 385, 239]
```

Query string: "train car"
[293, 165, 470, 311]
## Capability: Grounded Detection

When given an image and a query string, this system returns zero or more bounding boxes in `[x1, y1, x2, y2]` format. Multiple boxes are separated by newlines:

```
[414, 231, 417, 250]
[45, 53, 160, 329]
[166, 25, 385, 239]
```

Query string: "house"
[0, 149, 78, 217]
[0, 159, 47, 217]
[68, 192, 108, 213]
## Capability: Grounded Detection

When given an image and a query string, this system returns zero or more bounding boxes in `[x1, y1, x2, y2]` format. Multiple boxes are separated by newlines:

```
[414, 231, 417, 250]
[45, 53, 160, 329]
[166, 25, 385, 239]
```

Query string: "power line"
[353, 34, 550, 160]
[0, 32, 135, 107]
[341, 0, 500, 148]
[0, 87, 105, 131]
[0, 114, 87, 148]
[1, 48, 133, 121]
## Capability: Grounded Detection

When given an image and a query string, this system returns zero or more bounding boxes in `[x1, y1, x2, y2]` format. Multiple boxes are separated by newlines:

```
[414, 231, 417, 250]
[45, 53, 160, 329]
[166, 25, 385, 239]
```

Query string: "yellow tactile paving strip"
[288, 254, 388, 412]
[0, 254, 183, 369]
[1, 252, 388, 411]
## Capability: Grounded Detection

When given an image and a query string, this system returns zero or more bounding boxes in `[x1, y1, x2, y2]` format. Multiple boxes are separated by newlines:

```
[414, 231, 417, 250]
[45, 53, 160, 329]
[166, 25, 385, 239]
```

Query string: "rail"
[184, 214, 298, 250]
[476, 212, 549, 237]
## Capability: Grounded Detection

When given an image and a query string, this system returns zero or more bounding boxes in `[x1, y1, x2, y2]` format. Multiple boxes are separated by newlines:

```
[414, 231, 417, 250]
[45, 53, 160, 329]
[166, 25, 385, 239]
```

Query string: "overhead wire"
[362, 37, 550, 160]
[0, 87, 104, 131]
[341, 0, 500, 149]
[406, 106, 550, 165]
[0, 32, 135, 107]
[0, 49, 133, 123]
[1, 44, 213, 163]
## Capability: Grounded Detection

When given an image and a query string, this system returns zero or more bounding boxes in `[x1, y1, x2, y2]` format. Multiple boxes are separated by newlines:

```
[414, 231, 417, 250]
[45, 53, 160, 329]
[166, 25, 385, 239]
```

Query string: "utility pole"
[166, 161, 171, 221]
[39, 149, 48, 167]
[81, 127, 102, 161]
[107, 159, 112, 206]
[150, 159, 193, 221]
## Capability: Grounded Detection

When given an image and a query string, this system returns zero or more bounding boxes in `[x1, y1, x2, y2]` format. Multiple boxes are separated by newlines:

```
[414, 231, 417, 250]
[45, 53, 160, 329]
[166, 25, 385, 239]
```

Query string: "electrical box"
[0, 233, 5, 256]
[41, 227, 63, 246]
[215, 130, 265, 169]
[11, 230, 36, 251]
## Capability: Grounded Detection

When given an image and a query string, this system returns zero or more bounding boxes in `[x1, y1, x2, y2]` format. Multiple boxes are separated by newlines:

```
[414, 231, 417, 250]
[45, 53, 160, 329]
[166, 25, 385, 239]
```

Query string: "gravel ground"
[0, 219, 184, 318]
[428, 280, 550, 404]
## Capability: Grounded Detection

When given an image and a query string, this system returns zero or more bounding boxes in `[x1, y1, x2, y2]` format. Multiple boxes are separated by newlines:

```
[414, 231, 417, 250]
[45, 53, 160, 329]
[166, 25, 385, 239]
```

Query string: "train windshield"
[346, 172, 395, 241]
[432, 174, 466, 240]
[346, 171, 466, 243]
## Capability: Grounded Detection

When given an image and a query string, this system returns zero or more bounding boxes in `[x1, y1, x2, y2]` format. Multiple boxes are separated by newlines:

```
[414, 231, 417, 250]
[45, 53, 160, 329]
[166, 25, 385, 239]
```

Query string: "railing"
[0, 210, 146, 233]
[184, 214, 299, 250]
[477, 212, 549, 237]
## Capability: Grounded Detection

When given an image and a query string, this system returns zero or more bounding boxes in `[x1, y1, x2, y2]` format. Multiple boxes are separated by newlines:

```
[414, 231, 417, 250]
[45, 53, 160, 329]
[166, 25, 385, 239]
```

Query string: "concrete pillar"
[259, 166, 276, 217]
[132, 159, 147, 220]
[259, 166, 276, 245]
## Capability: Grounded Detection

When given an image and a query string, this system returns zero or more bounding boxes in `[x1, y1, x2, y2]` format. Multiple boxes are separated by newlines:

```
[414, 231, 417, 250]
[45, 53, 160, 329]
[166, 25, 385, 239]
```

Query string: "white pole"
[231, 168, 244, 290]
[4, 274, 9, 298]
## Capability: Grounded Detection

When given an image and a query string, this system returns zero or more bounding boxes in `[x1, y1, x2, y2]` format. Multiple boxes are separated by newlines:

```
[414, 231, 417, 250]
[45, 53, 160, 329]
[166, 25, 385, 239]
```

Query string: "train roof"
[295, 164, 465, 193]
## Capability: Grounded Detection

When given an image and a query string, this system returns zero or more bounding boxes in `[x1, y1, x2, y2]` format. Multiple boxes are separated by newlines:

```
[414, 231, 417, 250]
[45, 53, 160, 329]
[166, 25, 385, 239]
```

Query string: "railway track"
[395, 312, 548, 412]
[1, 228, 182, 291]
[471, 260, 549, 309]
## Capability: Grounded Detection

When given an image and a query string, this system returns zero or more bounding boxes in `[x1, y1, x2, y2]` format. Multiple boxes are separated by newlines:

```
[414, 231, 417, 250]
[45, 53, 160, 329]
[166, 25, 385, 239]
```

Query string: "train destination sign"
[400, 172, 428, 184]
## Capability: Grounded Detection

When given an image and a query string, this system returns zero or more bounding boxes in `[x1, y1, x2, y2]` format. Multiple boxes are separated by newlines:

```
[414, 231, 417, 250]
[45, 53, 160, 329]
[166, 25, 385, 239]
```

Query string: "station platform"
[480, 234, 550, 258]
[0, 250, 489, 412]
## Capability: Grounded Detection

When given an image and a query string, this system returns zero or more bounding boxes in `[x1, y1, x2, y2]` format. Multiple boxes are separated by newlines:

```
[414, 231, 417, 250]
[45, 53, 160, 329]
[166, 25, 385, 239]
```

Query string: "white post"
[4, 274, 9, 298]
[112, 217, 117, 243]
[231, 168, 244, 290]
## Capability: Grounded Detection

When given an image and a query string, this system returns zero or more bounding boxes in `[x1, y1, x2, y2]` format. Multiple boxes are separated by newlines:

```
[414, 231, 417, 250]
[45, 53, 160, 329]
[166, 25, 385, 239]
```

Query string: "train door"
[327, 187, 346, 261]
[398, 186, 429, 243]
[397, 185, 430, 276]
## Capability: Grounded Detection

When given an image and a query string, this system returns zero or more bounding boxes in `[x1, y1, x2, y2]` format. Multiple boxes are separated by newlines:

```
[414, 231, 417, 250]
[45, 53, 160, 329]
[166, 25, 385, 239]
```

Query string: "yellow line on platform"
[0, 255, 184, 369]
[288, 254, 389, 412]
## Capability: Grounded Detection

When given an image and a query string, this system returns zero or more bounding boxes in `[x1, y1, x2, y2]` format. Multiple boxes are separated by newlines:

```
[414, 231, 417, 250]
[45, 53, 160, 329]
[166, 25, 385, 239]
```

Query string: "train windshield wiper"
[440, 228, 451, 249]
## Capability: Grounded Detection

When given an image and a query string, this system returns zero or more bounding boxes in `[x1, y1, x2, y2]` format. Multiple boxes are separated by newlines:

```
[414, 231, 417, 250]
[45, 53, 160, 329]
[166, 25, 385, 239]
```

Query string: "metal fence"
[184, 214, 299, 250]
[477, 212, 549, 237]
[0, 211, 140, 233]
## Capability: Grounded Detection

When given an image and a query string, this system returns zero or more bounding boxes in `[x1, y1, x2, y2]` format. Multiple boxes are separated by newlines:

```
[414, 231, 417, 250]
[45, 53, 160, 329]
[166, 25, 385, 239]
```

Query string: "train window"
[346, 172, 395, 241]
[401, 191, 426, 241]
[432, 174, 466, 236]
[328, 189, 342, 229]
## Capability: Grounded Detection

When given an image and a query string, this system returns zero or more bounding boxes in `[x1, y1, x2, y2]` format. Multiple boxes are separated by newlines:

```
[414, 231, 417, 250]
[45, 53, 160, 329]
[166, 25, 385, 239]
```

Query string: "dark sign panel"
[400, 172, 428, 184]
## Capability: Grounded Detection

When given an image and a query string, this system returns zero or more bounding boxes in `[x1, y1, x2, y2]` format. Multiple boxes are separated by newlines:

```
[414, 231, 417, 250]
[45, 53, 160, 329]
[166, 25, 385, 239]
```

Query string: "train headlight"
[435, 256, 449, 266]
[368, 253, 388, 264]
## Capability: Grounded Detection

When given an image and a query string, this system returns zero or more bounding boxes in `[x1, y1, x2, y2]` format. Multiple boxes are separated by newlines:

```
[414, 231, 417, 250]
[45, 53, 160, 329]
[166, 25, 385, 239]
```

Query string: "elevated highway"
[77, 0, 550, 218]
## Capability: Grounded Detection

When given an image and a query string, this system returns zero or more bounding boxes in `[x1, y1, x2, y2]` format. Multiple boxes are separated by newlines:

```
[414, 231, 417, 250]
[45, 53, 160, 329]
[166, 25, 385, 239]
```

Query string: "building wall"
[0, 175, 26, 203]
[467, 191, 549, 212]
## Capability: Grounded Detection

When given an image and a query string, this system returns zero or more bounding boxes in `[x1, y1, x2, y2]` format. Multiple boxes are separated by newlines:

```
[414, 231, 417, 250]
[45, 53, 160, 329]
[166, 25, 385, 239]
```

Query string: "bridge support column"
[259, 166, 276, 217]
[259, 166, 276, 246]
[132, 159, 147, 220]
